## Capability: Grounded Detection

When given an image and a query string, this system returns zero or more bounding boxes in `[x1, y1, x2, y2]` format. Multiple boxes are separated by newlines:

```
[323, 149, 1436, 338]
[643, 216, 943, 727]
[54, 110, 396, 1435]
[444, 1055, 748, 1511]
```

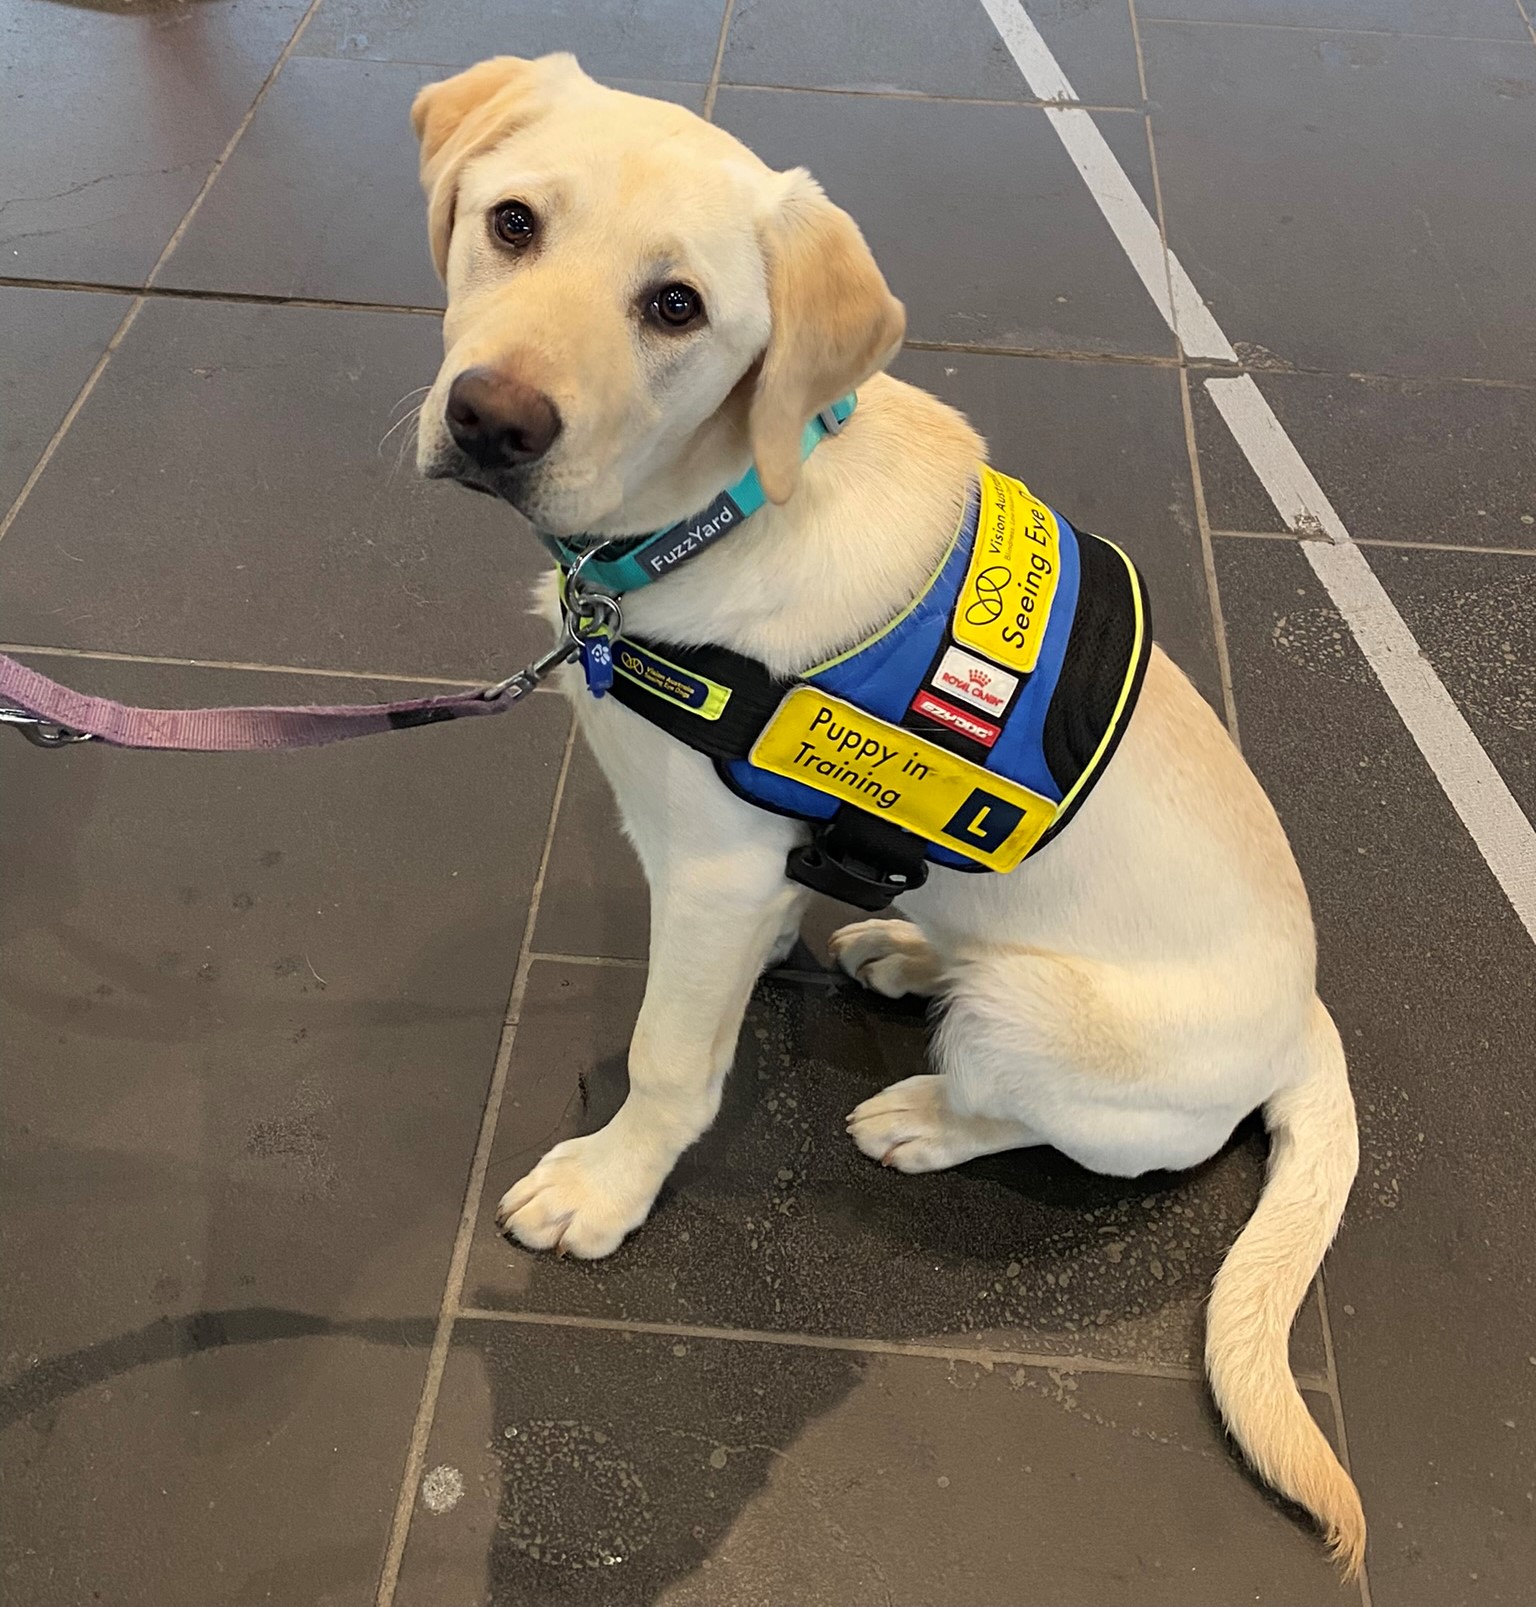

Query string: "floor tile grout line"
[1125, 0, 1150, 104]
[0, 0, 327, 553]
[373, 718, 577, 1607]
[452, 1306, 1338, 1388]
[12, 271, 1536, 396]
[718, 81, 1145, 113]
[701, 0, 739, 122]
[183, 54, 1145, 106]
[0, 277, 445, 316]
[0, 642, 495, 689]
[522, 948, 846, 986]
[1160, 196, 1344, 1564]
[1136, 13, 1530, 45]
[1210, 530, 1536, 559]
[525, 949, 649, 971]
[1131, 37, 1243, 742]
[0, 298, 144, 551]
[1179, 370, 1242, 742]
[905, 338, 1186, 367]
[140, 0, 328, 294]
[1315, 1267, 1375, 1607]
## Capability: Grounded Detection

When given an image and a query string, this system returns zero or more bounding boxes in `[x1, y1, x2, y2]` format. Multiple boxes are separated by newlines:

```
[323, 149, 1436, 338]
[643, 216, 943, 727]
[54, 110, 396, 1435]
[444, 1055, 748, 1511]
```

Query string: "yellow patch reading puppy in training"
[750, 688, 1058, 872]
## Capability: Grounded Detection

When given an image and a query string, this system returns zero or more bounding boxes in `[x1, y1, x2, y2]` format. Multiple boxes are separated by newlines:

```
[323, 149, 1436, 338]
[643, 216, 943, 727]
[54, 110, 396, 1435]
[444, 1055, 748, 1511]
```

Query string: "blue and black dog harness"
[541, 394, 1151, 911]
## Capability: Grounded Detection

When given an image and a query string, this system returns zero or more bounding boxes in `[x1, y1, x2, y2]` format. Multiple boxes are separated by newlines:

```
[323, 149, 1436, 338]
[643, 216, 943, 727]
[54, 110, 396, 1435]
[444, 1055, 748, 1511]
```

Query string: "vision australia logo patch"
[952, 466, 1061, 676]
[613, 640, 731, 719]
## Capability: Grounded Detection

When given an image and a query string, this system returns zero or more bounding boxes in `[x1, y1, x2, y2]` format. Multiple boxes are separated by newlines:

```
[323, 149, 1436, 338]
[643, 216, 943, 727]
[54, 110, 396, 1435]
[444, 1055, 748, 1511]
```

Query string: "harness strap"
[608, 637, 784, 759]
[607, 633, 931, 911]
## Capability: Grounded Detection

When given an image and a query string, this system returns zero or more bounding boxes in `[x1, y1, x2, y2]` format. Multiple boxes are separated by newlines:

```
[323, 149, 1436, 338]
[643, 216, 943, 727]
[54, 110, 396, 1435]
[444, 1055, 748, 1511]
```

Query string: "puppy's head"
[411, 55, 904, 536]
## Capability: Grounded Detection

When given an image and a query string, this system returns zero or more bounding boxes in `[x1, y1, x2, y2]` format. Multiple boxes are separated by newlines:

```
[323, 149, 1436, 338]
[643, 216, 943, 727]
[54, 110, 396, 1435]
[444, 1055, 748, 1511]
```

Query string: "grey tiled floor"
[2, 3, 1534, 1605]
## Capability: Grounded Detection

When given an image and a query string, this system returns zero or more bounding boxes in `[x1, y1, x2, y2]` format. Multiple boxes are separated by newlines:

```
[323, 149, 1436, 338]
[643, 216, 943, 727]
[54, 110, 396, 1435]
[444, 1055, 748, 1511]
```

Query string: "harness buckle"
[785, 813, 929, 914]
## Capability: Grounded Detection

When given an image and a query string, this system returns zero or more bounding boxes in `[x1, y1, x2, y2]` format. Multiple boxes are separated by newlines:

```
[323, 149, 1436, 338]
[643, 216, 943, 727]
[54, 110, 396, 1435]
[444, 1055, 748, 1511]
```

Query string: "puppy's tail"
[1205, 999, 1365, 1576]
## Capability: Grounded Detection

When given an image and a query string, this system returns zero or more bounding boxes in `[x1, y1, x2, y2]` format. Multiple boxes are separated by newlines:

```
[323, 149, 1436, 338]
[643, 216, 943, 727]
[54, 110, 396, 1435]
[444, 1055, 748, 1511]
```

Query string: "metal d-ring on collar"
[474, 543, 624, 703]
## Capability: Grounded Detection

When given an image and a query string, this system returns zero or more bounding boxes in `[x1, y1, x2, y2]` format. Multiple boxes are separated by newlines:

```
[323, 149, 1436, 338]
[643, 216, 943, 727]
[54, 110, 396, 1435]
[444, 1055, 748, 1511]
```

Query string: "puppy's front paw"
[847, 1074, 961, 1174]
[495, 1133, 657, 1259]
[828, 919, 943, 998]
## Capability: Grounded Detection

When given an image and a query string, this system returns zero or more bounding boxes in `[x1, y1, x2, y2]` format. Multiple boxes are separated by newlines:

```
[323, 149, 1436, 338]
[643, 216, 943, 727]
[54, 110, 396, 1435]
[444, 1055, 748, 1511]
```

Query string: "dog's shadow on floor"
[444, 973, 1280, 1603]
[507, 971, 1273, 1361]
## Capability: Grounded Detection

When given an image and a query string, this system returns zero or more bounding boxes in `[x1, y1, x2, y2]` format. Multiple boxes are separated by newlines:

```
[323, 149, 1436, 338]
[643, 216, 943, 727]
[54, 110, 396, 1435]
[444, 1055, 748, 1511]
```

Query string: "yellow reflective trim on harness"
[1053, 535, 1146, 820]
[749, 687, 1058, 872]
[951, 466, 1062, 675]
[802, 493, 971, 678]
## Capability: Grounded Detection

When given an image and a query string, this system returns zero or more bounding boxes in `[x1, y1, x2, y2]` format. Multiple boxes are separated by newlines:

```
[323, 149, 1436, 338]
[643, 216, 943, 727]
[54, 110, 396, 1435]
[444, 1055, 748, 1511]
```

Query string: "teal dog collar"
[539, 395, 856, 595]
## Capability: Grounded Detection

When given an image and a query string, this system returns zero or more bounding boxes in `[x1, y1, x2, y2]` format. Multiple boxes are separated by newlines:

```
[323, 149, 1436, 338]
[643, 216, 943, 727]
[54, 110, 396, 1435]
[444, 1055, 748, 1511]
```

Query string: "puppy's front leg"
[498, 817, 803, 1259]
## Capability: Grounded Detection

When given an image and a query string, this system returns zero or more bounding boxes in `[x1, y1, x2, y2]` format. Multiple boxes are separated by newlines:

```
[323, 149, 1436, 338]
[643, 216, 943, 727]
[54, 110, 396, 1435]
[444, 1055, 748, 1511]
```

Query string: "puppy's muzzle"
[443, 366, 562, 474]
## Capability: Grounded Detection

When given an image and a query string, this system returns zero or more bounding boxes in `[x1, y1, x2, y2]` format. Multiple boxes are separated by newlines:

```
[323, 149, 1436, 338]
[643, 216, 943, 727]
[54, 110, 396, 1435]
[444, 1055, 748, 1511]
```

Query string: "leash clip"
[476, 631, 581, 703]
[0, 707, 96, 748]
[563, 547, 624, 699]
[474, 552, 626, 705]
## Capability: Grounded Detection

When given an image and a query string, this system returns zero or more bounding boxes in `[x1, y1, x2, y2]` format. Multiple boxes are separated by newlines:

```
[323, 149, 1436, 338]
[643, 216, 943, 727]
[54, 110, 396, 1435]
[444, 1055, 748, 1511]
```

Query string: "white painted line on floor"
[977, 0, 1077, 103]
[1210, 375, 1536, 939]
[980, 0, 1536, 947]
[977, 0, 1236, 361]
[1204, 375, 1350, 542]
[1305, 536, 1536, 938]
[1039, 101, 1238, 363]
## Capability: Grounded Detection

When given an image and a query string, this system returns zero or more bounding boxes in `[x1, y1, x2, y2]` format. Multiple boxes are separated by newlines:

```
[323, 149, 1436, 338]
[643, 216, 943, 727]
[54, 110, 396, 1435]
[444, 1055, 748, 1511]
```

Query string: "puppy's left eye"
[649, 283, 705, 329]
[490, 200, 538, 250]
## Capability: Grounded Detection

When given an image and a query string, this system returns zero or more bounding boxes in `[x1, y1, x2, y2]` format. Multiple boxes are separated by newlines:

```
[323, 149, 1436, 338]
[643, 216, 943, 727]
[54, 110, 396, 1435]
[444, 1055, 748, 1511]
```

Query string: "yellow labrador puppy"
[411, 54, 1364, 1571]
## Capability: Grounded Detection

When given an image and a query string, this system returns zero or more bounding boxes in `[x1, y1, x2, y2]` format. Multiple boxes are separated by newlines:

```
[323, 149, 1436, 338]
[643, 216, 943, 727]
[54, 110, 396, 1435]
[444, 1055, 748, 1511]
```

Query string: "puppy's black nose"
[445, 367, 561, 468]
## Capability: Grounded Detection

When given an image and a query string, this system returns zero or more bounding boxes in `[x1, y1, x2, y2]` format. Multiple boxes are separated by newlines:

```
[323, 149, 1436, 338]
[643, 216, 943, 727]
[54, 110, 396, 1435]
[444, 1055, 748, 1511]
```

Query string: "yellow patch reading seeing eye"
[951, 466, 1062, 676]
[750, 688, 1058, 872]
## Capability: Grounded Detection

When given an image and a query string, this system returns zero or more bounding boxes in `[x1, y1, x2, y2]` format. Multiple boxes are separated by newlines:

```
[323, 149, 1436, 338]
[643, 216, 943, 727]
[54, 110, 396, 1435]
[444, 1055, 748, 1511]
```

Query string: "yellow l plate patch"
[750, 687, 1057, 872]
[952, 466, 1062, 675]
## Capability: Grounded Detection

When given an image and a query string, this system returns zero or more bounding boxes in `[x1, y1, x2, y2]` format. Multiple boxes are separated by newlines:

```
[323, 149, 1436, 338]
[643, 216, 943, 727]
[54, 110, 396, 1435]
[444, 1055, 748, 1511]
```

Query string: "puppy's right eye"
[490, 201, 538, 250]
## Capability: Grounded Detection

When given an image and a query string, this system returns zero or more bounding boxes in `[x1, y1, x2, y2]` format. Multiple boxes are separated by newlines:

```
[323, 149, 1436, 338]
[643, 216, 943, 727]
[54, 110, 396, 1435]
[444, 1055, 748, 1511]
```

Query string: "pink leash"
[0, 551, 625, 753]
[0, 644, 572, 752]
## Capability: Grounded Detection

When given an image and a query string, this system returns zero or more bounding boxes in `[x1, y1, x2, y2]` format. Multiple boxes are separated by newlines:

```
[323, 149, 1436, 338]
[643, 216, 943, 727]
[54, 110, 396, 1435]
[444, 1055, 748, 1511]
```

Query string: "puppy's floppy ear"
[410, 53, 579, 279]
[748, 170, 905, 504]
